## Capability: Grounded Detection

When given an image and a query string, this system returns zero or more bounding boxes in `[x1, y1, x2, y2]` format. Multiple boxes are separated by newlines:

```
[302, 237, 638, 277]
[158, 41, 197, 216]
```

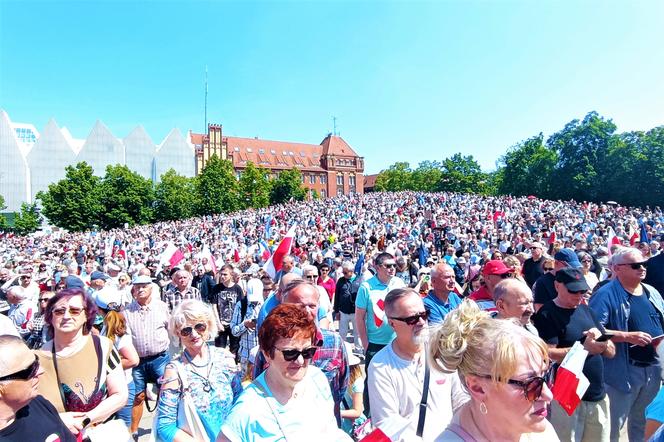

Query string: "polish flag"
[552, 342, 590, 416]
[201, 243, 217, 275]
[259, 240, 272, 262]
[160, 242, 185, 267]
[607, 227, 622, 256]
[263, 224, 297, 279]
[628, 225, 639, 246]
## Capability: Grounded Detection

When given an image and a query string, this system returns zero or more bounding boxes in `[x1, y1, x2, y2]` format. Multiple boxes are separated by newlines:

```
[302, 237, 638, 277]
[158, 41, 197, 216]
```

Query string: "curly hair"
[258, 303, 316, 359]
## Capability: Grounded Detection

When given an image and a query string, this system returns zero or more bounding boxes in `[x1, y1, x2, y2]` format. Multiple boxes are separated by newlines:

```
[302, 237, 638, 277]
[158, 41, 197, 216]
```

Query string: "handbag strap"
[416, 355, 431, 438]
[52, 334, 103, 411]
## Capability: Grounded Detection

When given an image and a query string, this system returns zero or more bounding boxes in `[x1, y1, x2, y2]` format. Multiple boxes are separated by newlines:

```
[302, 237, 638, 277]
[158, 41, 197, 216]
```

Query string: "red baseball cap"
[481, 260, 512, 276]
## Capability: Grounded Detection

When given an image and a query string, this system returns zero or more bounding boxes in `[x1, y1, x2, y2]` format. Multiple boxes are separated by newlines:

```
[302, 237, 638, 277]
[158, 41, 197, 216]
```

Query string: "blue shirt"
[423, 291, 462, 324]
[589, 279, 664, 393]
[355, 275, 406, 345]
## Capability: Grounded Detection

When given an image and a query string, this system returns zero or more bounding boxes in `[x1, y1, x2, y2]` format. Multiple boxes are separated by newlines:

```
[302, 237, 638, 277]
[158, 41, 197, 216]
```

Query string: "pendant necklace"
[184, 346, 214, 392]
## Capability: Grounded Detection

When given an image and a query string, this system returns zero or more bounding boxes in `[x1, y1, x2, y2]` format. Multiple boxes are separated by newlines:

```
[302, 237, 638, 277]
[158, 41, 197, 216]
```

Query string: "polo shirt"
[424, 291, 462, 324]
[355, 275, 406, 345]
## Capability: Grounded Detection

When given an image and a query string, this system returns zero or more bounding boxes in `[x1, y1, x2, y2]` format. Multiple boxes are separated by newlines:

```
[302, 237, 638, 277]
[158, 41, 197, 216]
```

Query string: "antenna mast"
[332, 116, 337, 136]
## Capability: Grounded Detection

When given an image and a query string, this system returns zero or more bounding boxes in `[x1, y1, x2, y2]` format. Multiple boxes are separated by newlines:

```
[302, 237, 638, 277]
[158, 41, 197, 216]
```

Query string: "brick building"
[191, 124, 364, 197]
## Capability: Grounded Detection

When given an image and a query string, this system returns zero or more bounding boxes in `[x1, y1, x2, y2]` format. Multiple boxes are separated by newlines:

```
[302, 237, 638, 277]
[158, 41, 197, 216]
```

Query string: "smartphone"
[595, 333, 614, 342]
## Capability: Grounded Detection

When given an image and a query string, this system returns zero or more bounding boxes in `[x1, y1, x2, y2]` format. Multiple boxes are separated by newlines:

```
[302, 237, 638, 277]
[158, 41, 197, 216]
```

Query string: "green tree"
[547, 111, 616, 202]
[97, 164, 155, 229]
[13, 202, 41, 235]
[238, 162, 271, 209]
[196, 155, 239, 215]
[497, 134, 558, 198]
[0, 194, 7, 230]
[270, 168, 307, 204]
[411, 161, 442, 191]
[38, 162, 102, 231]
[374, 162, 413, 191]
[437, 153, 490, 194]
[154, 169, 198, 221]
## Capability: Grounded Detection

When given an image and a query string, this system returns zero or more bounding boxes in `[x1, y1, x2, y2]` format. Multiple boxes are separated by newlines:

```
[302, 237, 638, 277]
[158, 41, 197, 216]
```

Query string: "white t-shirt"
[368, 343, 469, 441]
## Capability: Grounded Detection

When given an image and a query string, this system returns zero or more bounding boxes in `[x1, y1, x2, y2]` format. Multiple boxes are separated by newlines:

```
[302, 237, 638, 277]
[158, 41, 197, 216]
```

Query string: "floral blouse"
[156, 346, 243, 442]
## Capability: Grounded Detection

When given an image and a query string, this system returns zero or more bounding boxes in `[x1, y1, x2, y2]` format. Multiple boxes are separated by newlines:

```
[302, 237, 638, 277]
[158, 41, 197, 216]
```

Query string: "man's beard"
[412, 326, 430, 347]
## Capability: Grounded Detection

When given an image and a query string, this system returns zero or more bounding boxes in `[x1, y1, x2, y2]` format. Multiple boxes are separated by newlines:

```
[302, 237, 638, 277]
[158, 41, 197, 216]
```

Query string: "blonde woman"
[156, 300, 242, 441]
[430, 300, 558, 441]
[503, 255, 526, 284]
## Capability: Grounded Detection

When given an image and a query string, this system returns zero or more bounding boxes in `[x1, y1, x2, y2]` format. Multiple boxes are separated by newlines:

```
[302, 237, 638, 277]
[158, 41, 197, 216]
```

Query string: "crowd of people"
[0, 191, 663, 442]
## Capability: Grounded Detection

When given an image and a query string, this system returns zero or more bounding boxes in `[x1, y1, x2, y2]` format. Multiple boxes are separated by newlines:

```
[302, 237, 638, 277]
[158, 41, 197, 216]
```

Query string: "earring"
[479, 401, 488, 415]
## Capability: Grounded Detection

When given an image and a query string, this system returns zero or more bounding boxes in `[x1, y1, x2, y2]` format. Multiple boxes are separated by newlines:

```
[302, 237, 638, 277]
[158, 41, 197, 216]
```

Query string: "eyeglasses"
[277, 346, 318, 362]
[543, 267, 554, 271]
[617, 261, 648, 270]
[476, 367, 552, 402]
[38, 297, 52, 303]
[381, 263, 396, 269]
[321, 268, 329, 272]
[305, 274, 317, 279]
[180, 323, 207, 337]
[0, 355, 40, 381]
[52, 306, 84, 316]
[390, 310, 429, 326]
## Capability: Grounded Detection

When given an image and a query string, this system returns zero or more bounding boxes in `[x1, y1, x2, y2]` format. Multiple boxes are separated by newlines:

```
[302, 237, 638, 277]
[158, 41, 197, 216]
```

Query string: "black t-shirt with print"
[0, 395, 77, 441]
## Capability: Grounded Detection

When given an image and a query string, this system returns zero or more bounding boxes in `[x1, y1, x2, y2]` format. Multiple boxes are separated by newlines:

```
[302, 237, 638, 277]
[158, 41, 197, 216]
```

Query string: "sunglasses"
[38, 297, 52, 303]
[390, 310, 429, 326]
[618, 261, 648, 270]
[543, 267, 554, 271]
[477, 366, 552, 402]
[0, 355, 40, 381]
[277, 346, 318, 362]
[180, 323, 207, 337]
[381, 263, 396, 269]
[52, 306, 84, 316]
[305, 275, 317, 279]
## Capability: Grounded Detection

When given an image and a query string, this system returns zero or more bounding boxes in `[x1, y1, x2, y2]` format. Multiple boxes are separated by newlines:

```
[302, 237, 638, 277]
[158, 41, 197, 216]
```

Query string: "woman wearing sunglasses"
[36, 287, 128, 436]
[218, 303, 351, 441]
[430, 299, 557, 441]
[155, 299, 242, 442]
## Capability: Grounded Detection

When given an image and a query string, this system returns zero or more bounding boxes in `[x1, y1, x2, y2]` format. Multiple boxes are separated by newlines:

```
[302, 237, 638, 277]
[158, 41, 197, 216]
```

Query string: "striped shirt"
[123, 297, 170, 358]
[162, 285, 201, 312]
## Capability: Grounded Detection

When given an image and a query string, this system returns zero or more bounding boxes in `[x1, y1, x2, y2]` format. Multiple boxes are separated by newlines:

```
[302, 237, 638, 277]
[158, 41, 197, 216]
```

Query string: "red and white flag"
[607, 227, 622, 256]
[160, 242, 185, 267]
[201, 243, 217, 275]
[628, 225, 639, 246]
[263, 224, 297, 279]
[552, 342, 590, 416]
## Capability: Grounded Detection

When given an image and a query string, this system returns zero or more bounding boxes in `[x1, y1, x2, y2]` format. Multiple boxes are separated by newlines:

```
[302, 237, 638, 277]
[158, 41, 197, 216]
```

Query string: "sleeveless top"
[36, 334, 121, 413]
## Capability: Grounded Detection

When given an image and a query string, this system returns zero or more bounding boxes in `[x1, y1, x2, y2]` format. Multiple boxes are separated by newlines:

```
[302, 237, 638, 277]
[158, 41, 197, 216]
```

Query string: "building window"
[289, 151, 294, 156]
[349, 176, 356, 187]
[259, 148, 265, 154]
[234, 147, 240, 152]
[321, 175, 327, 184]
[309, 175, 315, 184]
[271, 149, 276, 154]
[337, 175, 344, 186]
[300, 151, 306, 157]
[321, 189, 326, 198]
[247, 147, 252, 153]
[283, 151, 288, 155]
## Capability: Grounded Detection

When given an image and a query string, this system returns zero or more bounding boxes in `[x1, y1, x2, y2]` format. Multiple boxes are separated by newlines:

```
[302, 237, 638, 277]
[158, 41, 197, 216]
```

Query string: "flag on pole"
[263, 224, 297, 279]
[160, 242, 185, 267]
[552, 342, 590, 416]
[640, 222, 650, 244]
[259, 240, 272, 262]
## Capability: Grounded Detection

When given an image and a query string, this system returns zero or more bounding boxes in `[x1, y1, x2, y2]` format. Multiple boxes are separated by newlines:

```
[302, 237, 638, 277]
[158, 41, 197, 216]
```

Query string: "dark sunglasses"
[543, 267, 554, 271]
[0, 355, 40, 381]
[277, 346, 318, 362]
[52, 306, 84, 316]
[618, 261, 648, 270]
[180, 323, 207, 337]
[38, 297, 52, 303]
[390, 310, 429, 326]
[381, 263, 396, 269]
[477, 367, 552, 402]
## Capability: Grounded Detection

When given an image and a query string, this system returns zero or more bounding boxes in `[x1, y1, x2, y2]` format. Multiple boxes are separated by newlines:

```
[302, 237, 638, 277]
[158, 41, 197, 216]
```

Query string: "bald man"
[423, 263, 462, 324]
[0, 335, 76, 440]
[493, 279, 538, 335]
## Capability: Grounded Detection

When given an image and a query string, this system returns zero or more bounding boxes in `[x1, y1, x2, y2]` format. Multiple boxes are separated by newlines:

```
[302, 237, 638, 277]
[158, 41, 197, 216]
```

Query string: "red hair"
[259, 304, 316, 359]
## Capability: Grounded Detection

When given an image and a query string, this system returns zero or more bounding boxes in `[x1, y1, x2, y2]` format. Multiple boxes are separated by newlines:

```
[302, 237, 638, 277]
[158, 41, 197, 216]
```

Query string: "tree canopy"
[270, 168, 308, 204]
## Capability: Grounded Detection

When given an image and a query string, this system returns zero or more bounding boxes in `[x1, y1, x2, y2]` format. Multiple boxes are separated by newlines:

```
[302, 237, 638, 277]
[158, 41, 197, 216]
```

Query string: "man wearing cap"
[590, 247, 664, 442]
[89, 270, 110, 292]
[533, 268, 615, 442]
[468, 260, 512, 312]
[122, 274, 170, 439]
[0, 335, 77, 441]
[533, 248, 581, 312]
[523, 242, 546, 288]
[424, 263, 462, 324]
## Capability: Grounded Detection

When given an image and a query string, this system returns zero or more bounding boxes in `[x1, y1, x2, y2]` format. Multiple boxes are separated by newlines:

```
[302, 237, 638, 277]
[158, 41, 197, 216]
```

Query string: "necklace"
[183, 346, 213, 392]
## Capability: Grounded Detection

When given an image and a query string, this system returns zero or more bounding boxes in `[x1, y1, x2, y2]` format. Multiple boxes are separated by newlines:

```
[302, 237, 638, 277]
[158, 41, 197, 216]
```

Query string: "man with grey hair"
[493, 279, 537, 335]
[334, 261, 362, 352]
[162, 269, 201, 312]
[423, 263, 462, 324]
[590, 246, 664, 441]
[369, 287, 467, 439]
[274, 254, 302, 283]
[254, 279, 349, 426]
[6, 286, 35, 339]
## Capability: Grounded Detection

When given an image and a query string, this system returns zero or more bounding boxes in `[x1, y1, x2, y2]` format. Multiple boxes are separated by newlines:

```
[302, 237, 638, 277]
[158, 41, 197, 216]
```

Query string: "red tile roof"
[364, 173, 379, 188]
[320, 134, 360, 158]
[224, 136, 326, 172]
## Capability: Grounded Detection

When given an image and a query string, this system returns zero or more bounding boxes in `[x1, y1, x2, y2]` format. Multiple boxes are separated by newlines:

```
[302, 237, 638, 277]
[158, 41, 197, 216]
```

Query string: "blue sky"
[1, 0, 663, 174]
